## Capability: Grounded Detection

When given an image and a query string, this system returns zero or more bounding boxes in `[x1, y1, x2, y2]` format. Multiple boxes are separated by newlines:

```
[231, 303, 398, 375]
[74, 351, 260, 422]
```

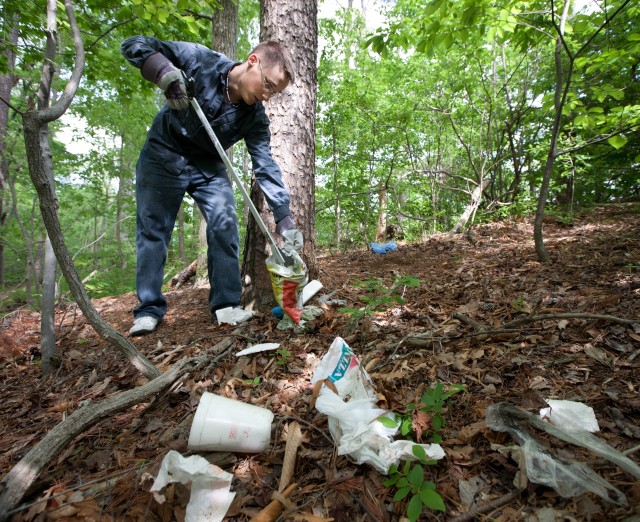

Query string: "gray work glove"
[276, 215, 303, 253]
[283, 228, 303, 253]
[141, 52, 189, 110]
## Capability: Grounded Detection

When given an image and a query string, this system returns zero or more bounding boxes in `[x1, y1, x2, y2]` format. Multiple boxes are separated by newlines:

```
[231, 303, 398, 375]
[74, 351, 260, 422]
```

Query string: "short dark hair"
[251, 41, 296, 84]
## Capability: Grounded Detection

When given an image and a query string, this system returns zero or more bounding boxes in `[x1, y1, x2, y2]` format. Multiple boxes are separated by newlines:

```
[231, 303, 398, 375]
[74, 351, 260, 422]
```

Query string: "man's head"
[235, 41, 294, 104]
[250, 41, 296, 85]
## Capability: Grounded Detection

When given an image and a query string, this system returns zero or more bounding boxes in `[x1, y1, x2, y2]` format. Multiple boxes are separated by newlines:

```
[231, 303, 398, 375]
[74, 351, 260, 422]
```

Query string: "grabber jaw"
[184, 72, 195, 99]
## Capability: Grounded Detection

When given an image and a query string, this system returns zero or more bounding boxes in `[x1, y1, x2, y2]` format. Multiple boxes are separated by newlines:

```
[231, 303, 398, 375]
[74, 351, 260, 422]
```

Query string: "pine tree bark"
[195, 0, 238, 288]
[244, 0, 318, 310]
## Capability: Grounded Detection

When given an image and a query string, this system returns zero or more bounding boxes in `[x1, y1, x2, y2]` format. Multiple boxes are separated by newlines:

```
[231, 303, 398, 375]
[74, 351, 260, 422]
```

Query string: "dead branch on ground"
[0, 330, 242, 520]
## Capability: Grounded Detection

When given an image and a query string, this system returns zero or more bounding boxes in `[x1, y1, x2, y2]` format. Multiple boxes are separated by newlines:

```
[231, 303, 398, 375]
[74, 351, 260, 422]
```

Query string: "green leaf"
[378, 415, 400, 428]
[420, 488, 446, 511]
[408, 464, 424, 488]
[156, 7, 170, 23]
[412, 444, 427, 460]
[393, 486, 411, 501]
[407, 494, 423, 522]
[607, 134, 627, 149]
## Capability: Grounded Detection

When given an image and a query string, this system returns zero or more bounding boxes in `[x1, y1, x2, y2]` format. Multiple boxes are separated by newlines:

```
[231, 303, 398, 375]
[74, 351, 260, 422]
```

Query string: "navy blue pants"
[133, 161, 241, 320]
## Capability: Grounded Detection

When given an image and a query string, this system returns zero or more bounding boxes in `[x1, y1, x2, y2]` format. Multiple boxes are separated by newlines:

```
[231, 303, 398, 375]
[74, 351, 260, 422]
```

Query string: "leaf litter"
[0, 203, 639, 521]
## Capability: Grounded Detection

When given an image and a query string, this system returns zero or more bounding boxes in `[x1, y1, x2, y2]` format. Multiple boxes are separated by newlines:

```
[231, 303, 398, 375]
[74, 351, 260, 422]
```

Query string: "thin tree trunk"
[449, 177, 489, 235]
[0, 14, 19, 287]
[115, 134, 128, 270]
[534, 0, 572, 263]
[376, 186, 388, 241]
[37, 0, 60, 372]
[22, 0, 159, 380]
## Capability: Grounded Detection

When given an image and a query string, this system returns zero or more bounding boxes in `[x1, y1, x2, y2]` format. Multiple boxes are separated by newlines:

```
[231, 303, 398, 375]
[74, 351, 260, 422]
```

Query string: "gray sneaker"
[129, 316, 159, 336]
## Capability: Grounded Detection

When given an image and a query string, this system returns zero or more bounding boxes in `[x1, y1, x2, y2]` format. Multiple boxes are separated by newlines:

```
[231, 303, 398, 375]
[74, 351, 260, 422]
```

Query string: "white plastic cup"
[188, 392, 274, 453]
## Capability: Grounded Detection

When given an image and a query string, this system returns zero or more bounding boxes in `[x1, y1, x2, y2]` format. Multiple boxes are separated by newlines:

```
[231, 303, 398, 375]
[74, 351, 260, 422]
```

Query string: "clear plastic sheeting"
[486, 402, 640, 506]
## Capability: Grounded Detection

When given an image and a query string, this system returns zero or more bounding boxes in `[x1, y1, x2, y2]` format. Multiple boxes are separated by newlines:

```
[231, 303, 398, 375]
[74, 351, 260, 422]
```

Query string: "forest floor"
[1, 203, 639, 522]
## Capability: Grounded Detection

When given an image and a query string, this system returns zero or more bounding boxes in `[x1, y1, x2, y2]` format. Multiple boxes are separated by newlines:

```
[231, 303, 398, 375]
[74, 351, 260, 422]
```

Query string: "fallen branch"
[502, 312, 639, 329]
[169, 260, 197, 289]
[449, 490, 521, 522]
[0, 330, 241, 520]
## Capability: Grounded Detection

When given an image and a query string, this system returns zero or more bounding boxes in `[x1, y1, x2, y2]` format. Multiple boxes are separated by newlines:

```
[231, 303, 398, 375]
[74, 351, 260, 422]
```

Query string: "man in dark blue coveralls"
[121, 36, 303, 336]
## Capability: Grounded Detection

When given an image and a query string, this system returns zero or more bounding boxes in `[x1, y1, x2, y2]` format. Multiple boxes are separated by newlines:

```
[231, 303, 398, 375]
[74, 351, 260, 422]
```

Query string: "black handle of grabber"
[184, 75, 286, 266]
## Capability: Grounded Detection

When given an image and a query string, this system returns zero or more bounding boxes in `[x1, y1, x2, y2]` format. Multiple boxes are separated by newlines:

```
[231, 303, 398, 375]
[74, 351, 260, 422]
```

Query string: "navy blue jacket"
[121, 36, 291, 222]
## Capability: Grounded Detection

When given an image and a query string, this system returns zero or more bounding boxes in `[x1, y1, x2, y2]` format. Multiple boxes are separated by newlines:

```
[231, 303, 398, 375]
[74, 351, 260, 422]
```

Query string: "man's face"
[242, 54, 289, 105]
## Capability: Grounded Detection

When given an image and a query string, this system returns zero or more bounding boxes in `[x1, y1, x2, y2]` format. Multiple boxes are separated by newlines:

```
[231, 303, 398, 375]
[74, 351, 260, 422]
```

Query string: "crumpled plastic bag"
[150, 450, 235, 522]
[312, 337, 445, 474]
[266, 250, 307, 324]
[276, 305, 323, 332]
[370, 241, 397, 254]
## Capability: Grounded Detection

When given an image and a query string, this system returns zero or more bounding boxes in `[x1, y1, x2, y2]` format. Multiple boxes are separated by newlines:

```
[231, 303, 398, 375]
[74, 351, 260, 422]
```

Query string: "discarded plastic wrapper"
[266, 250, 308, 324]
[215, 306, 254, 325]
[272, 279, 323, 319]
[486, 402, 640, 506]
[370, 241, 397, 254]
[235, 342, 280, 357]
[312, 337, 445, 474]
[150, 450, 235, 522]
[539, 399, 599, 433]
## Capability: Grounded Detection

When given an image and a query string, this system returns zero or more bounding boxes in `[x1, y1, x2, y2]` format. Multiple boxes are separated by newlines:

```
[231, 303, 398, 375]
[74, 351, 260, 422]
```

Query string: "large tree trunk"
[22, 0, 159, 380]
[244, 0, 318, 309]
[195, 0, 239, 288]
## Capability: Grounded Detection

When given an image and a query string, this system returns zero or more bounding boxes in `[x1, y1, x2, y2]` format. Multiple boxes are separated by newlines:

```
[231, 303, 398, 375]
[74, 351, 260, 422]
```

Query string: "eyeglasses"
[257, 59, 279, 97]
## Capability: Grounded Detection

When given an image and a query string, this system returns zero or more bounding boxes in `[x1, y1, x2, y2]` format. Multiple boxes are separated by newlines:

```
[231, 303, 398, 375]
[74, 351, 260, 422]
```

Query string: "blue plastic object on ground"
[272, 306, 284, 318]
[370, 241, 398, 254]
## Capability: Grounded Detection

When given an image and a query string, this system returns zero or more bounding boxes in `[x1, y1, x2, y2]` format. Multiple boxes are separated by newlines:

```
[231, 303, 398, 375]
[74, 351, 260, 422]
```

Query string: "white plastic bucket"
[187, 392, 274, 453]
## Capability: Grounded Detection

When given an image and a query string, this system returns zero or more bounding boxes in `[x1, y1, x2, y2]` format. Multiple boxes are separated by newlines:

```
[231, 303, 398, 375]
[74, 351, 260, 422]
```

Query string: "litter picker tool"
[185, 77, 286, 266]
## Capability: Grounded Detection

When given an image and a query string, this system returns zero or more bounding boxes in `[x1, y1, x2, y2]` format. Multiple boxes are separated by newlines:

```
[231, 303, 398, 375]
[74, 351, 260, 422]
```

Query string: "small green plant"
[244, 377, 261, 387]
[381, 383, 466, 444]
[378, 383, 465, 520]
[275, 347, 292, 367]
[338, 274, 420, 319]
[384, 446, 446, 521]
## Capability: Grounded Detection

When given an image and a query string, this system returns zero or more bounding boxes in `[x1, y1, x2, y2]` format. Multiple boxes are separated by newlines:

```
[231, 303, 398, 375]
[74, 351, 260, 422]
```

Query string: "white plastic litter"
[215, 306, 254, 325]
[150, 450, 235, 522]
[235, 343, 281, 357]
[312, 337, 445, 474]
[539, 399, 600, 433]
[301, 279, 323, 304]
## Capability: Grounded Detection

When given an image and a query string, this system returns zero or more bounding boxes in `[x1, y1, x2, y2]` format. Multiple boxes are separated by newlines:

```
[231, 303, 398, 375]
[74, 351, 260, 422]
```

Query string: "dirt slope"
[1, 203, 639, 521]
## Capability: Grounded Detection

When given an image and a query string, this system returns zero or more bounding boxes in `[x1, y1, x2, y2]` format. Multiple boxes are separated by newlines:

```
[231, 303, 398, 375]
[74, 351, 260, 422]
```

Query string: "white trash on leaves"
[312, 337, 445, 474]
[150, 450, 235, 522]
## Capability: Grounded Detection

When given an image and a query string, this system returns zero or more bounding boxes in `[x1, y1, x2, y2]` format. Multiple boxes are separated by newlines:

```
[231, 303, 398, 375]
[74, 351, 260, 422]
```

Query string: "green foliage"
[380, 382, 465, 519]
[275, 347, 292, 367]
[338, 275, 420, 320]
[383, 454, 446, 521]
[382, 382, 466, 444]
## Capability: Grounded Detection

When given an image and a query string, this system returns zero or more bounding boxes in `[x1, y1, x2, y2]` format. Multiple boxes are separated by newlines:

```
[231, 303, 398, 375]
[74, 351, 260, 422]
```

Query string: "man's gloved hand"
[141, 52, 189, 110]
[276, 215, 303, 253]
[283, 228, 303, 253]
